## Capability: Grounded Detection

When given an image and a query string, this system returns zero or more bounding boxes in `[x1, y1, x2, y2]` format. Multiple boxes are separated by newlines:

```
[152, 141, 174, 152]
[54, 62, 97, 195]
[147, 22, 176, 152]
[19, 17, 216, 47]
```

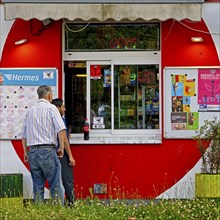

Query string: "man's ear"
[48, 92, 53, 103]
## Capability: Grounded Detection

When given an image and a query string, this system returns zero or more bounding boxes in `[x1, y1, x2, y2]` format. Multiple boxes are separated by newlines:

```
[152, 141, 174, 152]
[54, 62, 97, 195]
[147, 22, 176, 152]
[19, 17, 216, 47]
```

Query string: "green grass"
[1, 198, 220, 220]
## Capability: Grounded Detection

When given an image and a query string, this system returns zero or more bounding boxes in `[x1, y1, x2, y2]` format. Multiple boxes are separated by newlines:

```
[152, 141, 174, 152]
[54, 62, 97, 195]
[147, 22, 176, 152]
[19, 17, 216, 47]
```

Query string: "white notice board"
[0, 68, 58, 139]
[164, 67, 220, 139]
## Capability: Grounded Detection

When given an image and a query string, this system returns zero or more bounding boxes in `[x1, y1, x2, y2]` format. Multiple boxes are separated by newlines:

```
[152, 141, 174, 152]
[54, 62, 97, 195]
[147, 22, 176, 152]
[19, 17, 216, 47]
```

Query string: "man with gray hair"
[22, 85, 66, 204]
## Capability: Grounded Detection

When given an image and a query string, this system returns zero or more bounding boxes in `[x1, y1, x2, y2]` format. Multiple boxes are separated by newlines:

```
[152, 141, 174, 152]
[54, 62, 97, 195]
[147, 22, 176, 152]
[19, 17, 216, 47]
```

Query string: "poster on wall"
[164, 67, 220, 139]
[198, 68, 220, 111]
[0, 68, 58, 139]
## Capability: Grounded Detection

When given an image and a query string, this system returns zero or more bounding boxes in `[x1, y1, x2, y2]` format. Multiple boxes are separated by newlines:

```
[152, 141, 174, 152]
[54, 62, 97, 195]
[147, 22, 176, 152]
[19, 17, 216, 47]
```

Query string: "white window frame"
[63, 51, 162, 144]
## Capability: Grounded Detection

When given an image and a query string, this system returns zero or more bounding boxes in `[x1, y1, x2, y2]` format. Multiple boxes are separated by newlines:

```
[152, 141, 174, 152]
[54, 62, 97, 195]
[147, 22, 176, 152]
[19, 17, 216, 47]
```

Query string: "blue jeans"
[28, 148, 64, 204]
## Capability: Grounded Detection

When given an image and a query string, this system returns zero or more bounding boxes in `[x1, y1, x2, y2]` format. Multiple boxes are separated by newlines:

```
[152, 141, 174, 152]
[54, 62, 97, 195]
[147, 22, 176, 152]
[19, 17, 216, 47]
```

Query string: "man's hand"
[69, 157, 76, 166]
[22, 138, 29, 162]
[24, 154, 29, 162]
[57, 147, 64, 158]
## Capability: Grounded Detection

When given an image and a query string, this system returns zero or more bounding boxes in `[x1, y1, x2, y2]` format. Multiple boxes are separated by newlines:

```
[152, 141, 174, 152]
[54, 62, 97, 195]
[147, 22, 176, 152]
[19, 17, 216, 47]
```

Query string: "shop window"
[114, 65, 159, 130]
[65, 23, 160, 52]
[64, 22, 161, 143]
[64, 60, 161, 143]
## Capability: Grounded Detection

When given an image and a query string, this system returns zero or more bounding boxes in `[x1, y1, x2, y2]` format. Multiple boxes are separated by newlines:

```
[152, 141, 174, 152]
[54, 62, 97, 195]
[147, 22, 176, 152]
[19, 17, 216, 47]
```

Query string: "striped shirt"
[21, 99, 66, 146]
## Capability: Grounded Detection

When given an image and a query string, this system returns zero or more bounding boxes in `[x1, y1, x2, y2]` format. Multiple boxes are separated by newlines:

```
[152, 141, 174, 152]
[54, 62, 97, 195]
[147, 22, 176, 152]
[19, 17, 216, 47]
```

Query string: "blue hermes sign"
[0, 68, 57, 86]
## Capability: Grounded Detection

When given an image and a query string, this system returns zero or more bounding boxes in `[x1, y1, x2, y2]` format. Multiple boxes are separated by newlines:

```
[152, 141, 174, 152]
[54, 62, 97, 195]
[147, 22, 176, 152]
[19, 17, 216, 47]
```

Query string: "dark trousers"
[59, 150, 74, 204]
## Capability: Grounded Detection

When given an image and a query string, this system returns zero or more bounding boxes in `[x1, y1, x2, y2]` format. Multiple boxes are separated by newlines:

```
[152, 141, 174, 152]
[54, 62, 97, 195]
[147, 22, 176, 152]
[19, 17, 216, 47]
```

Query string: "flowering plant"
[194, 117, 220, 173]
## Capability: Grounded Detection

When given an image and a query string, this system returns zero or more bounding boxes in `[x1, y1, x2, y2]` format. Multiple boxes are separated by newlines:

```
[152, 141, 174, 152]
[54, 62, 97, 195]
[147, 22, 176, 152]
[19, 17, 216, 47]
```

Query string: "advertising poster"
[172, 96, 183, 112]
[186, 112, 199, 130]
[90, 65, 101, 79]
[198, 68, 220, 111]
[171, 74, 185, 96]
[171, 74, 198, 131]
[103, 69, 111, 87]
[0, 68, 58, 139]
[183, 96, 190, 112]
[165, 67, 220, 139]
[184, 79, 196, 97]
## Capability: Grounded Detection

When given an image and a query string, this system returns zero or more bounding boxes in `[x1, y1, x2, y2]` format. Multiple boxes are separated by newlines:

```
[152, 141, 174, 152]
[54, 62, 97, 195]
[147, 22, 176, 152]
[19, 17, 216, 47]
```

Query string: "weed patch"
[0, 197, 220, 219]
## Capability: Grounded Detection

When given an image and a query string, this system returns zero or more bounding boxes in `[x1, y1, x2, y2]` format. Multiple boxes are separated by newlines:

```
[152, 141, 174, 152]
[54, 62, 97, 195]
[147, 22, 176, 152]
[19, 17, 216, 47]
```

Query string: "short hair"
[37, 85, 52, 99]
[52, 98, 63, 108]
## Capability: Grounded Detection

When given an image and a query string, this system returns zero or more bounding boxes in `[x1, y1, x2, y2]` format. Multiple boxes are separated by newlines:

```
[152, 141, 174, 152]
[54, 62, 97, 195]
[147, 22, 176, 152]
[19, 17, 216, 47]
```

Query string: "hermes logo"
[4, 74, 39, 81]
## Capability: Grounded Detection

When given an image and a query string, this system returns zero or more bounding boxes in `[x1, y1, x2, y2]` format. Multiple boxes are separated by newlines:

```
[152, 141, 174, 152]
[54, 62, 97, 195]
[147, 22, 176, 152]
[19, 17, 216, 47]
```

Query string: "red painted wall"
[206, 0, 220, 2]
[162, 19, 219, 66]
[1, 17, 219, 199]
[0, 19, 63, 97]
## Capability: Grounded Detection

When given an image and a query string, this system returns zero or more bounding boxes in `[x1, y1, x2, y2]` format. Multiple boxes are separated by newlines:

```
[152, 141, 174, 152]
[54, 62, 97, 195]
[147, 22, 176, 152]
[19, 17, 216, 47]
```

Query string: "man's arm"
[22, 138, 29, 162]
[57, 129, 65, 158]
[64, 135, 75, 166]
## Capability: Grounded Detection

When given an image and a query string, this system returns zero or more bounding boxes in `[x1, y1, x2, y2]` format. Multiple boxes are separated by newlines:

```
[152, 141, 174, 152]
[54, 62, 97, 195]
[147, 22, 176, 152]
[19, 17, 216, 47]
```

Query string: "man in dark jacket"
[52, 98, 75, 205]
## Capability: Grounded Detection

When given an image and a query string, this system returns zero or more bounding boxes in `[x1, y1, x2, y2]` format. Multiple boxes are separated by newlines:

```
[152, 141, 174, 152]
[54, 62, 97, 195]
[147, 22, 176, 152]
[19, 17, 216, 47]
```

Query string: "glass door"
[87, 61, 112, 131]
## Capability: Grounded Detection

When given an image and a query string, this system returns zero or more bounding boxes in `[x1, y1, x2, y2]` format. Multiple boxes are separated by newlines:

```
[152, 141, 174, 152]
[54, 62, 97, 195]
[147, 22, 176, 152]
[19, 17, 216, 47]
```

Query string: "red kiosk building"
[0, 0, 219, 199]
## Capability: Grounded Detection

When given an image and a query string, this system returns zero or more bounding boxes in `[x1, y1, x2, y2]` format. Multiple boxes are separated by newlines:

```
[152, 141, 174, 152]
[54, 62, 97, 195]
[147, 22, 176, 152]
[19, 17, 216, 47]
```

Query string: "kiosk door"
[87, 61, 112, 131]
